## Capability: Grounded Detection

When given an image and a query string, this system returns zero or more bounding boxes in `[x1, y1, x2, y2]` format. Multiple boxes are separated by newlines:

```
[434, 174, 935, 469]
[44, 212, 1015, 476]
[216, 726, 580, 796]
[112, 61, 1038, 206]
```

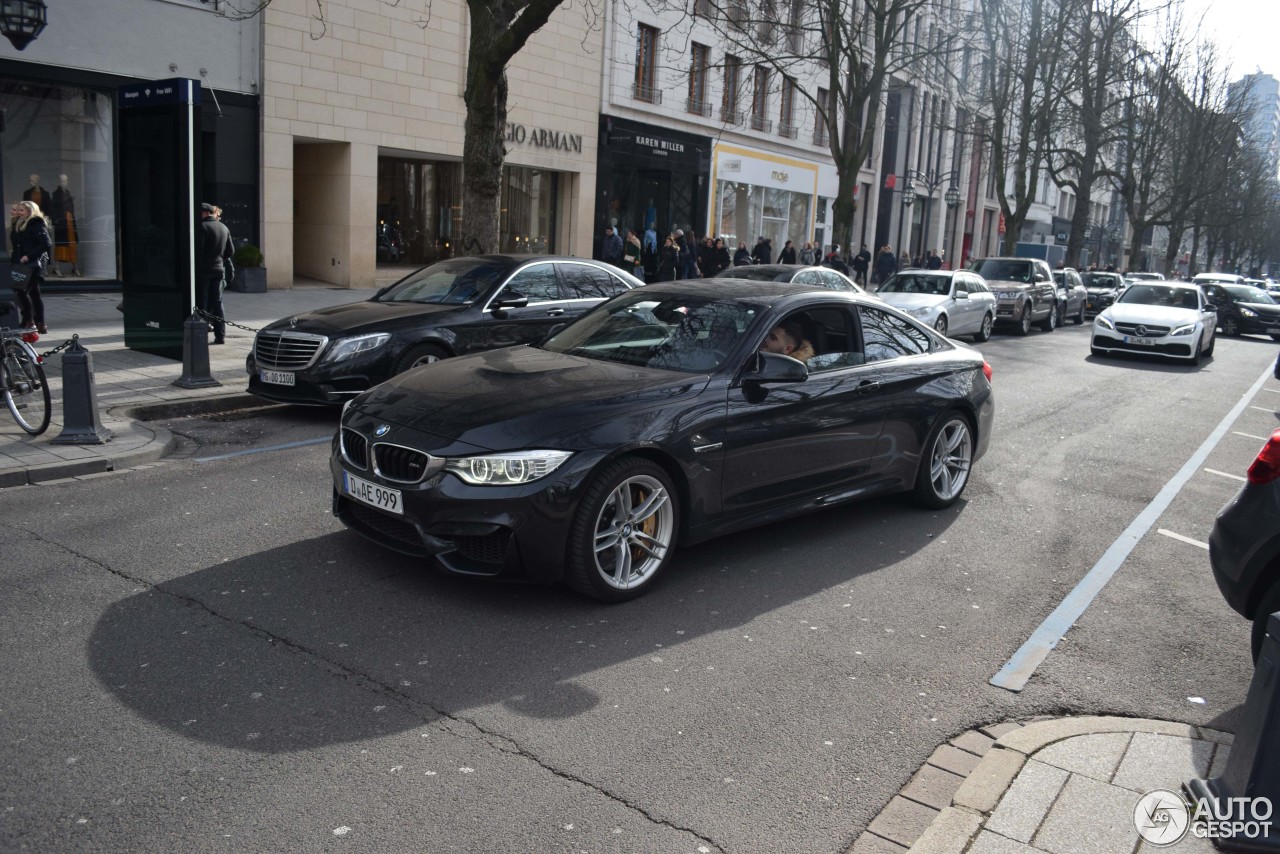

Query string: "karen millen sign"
[505, 122, 583, 154]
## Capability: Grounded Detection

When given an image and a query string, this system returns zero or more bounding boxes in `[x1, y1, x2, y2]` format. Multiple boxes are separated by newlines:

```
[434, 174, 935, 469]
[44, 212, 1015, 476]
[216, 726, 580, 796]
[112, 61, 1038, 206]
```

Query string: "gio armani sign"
[505, 122, 583, 154]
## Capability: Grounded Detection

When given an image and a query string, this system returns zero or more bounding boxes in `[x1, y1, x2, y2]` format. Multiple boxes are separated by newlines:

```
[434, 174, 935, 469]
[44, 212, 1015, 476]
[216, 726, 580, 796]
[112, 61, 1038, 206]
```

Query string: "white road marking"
[1232, 431, 1271, 441]
[1204, 468, 1248, 483]
[1157, 529, 1209, 550]
[1250, 406, 1276, 414]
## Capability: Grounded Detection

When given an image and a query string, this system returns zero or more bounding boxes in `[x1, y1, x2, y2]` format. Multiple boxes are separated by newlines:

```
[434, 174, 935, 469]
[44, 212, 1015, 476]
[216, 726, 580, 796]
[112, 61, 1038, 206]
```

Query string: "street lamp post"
[901, 169, 961, 265]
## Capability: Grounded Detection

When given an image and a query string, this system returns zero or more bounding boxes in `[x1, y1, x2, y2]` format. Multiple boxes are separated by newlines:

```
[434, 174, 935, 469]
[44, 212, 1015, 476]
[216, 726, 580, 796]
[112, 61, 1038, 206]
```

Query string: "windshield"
[878, 273, 952, 296]
[1082, 273, 1121, 288]
[541, 290, 764, 373]
[1118, 285, 1200, 310]
[715, 266, 787, 282]
[1225, 285, 1276, 304]
[376, 258, 509, 305]
[970, 259, 1034, 283]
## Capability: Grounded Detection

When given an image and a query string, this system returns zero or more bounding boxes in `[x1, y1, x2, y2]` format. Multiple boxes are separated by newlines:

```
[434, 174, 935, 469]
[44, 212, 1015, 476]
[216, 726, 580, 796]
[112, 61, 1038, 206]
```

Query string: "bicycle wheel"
[3, 339, 51, 435]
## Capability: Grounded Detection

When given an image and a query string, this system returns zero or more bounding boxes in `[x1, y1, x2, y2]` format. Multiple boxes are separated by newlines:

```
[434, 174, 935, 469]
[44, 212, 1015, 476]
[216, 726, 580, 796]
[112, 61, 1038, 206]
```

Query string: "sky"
[1175, 0, 1280, 81]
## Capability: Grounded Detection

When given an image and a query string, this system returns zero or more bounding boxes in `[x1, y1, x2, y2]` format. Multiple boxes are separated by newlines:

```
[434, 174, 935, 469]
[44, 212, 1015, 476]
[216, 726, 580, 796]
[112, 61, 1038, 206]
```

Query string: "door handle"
[545, 308, 566, 316]
[855, 380, 881, 395]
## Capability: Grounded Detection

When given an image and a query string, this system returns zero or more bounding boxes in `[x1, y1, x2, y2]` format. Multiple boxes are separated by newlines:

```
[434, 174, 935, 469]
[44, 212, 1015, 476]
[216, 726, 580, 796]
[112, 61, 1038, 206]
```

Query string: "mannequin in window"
[50, 174, 80, 277]
[22, 174, 48, 209]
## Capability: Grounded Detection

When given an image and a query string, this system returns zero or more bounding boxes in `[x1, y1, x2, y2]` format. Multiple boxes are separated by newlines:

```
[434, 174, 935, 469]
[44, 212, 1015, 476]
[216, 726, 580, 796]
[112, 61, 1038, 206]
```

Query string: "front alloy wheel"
[566, 459, 679, 601]
[913, 413, 974, 508]
[1015, 304, 1032, 336]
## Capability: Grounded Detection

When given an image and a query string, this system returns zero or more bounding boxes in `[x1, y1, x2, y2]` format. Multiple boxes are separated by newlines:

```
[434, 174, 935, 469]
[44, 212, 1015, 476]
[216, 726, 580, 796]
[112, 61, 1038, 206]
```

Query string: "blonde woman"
[9, 200, 52, 333]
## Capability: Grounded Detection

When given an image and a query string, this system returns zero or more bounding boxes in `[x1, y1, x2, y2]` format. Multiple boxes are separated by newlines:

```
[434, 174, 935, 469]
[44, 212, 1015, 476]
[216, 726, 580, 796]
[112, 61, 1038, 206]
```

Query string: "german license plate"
[343, 471, 403, 515]
[1124, 336, 1155, 346]
[261, 369, 295, 386]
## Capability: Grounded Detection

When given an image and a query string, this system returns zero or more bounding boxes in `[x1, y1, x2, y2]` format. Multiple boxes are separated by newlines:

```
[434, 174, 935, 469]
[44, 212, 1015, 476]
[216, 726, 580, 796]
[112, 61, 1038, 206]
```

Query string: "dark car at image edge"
[329, 280, 995, 601]
[246, 255, 644, 405]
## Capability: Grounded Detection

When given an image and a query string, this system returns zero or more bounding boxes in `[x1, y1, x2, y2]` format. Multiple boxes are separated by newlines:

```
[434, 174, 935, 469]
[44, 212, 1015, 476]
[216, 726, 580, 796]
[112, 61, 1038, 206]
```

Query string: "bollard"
[1184, 611, 1280, 851]
[173, 313, 222, 389]
[51, 335, 113, 445]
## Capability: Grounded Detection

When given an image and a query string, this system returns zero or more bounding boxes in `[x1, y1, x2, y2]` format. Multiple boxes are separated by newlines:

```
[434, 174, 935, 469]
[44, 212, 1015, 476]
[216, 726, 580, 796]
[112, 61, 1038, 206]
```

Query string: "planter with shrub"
[228, 244, 266, 292]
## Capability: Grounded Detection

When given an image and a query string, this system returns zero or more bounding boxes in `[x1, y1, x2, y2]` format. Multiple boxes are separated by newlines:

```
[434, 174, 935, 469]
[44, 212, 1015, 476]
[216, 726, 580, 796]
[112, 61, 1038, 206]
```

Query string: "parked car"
[968, 257, 1058, 335]
[874, 269, 996, 341]
[247, 255, 644, 405]
[1082, 271, 1126, 315]
[1052, 267, 1087, 325]
[331, 280, 995, 600]
[1209, 427, 1280, 660]
[1125, 272, 1166, 282]
[1090, 282, 1216, 365]
[1197, 282, 1280, 340]
[713, 263, 865, 293]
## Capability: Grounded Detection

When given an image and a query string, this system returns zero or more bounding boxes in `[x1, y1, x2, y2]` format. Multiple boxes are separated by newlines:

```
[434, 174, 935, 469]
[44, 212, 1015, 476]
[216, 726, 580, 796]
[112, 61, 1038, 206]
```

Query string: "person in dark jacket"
[654, 235, 679, 282]
[676, 230, 699, 279]
[710, 238, 732, 275]
[823, 244, 851, 275]
[200, 202, 236, 344]
[733, 241, 752, 266]
[926, 249, 943, 270]
[9, 200, 52, 332]
[751, 236, 772, 265]
[853, 246, 872, 286]
[874, 244, 898, 285]
[777, 239, 798, 264]
[698, 237, 716, 279]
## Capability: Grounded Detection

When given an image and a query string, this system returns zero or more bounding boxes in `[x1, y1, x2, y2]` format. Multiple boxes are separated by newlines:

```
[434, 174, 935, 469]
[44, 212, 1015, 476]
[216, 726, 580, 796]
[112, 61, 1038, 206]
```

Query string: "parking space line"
[1250, 406, 1276, 414]
[990, 363, 1275, 692]
[1157, 529, 1209, 550]
[1262, 388, 1280, 394]
[1204, 468, 1248, 482]
[1232, 431, 1271, 441]
[194, 436, 332, 463]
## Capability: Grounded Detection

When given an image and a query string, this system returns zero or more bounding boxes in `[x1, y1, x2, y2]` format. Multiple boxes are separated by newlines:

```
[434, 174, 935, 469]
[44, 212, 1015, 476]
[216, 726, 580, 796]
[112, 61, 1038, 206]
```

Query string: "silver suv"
[968, 257, 1058, 335]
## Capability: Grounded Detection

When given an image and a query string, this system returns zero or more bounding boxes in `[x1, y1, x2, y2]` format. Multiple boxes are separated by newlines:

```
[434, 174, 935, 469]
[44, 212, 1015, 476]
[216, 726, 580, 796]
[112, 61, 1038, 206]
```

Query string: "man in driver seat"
[760, 319, 815, 362]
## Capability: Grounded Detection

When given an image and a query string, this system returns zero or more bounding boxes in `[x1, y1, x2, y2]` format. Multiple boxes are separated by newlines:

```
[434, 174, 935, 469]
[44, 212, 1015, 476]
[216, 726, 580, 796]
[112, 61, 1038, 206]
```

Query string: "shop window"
[500, 166, 557, 255]
[635, 24, 660, 104]
[0, 81, 116, 280]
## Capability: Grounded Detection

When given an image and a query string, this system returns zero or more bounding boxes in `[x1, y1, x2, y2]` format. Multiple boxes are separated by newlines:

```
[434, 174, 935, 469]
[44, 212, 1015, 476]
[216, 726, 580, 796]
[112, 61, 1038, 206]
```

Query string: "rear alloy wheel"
[565, 458, 680, 602]
[934, 315, 948, 337]
[1014, 305, 1032, 336]
[395, 343, 448, 373]
[1038, 301, 1058, 332]
[973, 313, 994, 343]
[912, 412, 974, 509]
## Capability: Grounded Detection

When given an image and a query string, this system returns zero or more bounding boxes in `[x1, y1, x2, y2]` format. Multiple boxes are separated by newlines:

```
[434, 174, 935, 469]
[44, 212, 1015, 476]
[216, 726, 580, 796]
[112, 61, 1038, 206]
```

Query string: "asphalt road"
[2, 324, 1277, 853]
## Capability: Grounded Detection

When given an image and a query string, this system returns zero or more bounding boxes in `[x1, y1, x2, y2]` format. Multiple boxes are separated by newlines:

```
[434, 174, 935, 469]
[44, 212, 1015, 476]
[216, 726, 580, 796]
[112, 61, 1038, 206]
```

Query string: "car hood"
[877, 293, 948, 310]
[265, 300, 465, 336]
[350, 346, 712, 450]
[1085, 286, 1119, 295]
[985, 280, 1031, 291]
[1102, 304, 1200, 326]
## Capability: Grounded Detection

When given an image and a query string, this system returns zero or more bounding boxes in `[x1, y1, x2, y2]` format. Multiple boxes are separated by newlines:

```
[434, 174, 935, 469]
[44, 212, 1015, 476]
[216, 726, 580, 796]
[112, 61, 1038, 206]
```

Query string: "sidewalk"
[854, 716, 1232, 854]
[0, 277, 391, 487]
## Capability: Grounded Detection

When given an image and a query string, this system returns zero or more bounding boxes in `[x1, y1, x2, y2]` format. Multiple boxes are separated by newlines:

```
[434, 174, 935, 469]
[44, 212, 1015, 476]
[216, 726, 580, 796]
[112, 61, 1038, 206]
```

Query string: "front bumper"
[246, 349, 394, 405]
[1231, 314, 1280, 336]
[329, 431, 605, 583]
[1208, 481, 1280, 618]
[1084, 292, 1116, 314]
[1090, 328, 1196, 359]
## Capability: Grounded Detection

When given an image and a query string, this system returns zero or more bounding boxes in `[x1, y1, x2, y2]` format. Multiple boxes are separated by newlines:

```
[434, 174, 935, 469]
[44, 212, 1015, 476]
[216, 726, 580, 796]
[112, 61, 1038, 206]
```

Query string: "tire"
[1014, 304, 1032, 336]
[1251, 582, 1280, 663]
[395, 342, 449, 374]
[1187, 338, 1202, 367]
[2, 339, 51, 435]
[1204, 333, 1216, 357]
[1222, 317, 1241, 337]
[1074, 301, 1086, 325]
[973, 313, 994, 343]
[912, 412, 975, 509]
[1038, 301, 1058, 332]
[934, 315, 948, 337]
[564, 458, 680, 602]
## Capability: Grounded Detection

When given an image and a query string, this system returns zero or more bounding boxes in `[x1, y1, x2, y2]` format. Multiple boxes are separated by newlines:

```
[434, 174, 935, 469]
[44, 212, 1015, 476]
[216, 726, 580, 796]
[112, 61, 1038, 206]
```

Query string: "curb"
[850, 716, 1231, 854]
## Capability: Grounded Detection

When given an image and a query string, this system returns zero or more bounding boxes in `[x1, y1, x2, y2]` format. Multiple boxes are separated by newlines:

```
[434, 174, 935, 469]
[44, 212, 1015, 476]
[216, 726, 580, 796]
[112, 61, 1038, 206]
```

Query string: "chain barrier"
[38, 336, 76, 360]
[193, 307, 261, 335]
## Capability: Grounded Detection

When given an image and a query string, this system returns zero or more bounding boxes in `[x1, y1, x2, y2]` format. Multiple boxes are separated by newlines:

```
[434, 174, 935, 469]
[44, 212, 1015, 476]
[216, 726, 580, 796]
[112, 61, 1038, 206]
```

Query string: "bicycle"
[1, 324, 51, 435]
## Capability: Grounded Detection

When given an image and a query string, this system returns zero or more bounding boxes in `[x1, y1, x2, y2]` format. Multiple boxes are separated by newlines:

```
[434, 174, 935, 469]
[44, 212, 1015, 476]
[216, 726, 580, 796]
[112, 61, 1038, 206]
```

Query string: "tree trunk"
[831, 173, 859, 258]
[460, 7, 509, 256]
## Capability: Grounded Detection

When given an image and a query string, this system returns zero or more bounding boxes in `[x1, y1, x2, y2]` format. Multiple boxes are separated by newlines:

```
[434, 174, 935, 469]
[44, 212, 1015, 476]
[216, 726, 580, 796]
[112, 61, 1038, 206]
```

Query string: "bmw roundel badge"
[374, 424, 391, 437]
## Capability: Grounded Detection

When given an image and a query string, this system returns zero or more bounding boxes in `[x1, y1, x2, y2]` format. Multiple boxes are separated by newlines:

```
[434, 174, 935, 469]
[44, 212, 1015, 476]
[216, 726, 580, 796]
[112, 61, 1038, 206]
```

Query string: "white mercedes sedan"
[1091, 282, 1217, 366]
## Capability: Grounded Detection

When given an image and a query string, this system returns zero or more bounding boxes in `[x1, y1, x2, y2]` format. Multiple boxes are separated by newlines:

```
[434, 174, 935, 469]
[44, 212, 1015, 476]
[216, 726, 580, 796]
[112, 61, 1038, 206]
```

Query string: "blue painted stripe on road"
[194, 436, 332, 463]
[990, 364, 1276, 692]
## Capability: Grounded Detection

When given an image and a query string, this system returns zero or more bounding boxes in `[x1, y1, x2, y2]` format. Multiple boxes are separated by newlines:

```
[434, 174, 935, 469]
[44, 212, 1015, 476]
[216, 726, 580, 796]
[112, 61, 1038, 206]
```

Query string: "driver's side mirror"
[954, 290, 970, 300]
[744, 351, 809, 386]
[1205, 303, 1217, 312]
[490, 291, 530, 316]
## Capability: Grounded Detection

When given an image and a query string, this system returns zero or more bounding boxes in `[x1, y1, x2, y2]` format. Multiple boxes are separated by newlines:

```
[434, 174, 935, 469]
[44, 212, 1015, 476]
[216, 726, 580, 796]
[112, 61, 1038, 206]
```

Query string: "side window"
[792, 269, 820, 285]
[818, 270, 852, 291]
[858, 306, 930, 362]
[773, 306, 861, 372]
[559, 264, 629, 300]
[503, 264, 561, 303]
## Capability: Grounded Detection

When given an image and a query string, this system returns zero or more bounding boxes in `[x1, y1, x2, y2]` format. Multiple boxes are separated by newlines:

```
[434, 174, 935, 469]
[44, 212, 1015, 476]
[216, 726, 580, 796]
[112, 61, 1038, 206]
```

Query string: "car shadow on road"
[1083, 352, 1215, 372]
[87, 494, 963, 754]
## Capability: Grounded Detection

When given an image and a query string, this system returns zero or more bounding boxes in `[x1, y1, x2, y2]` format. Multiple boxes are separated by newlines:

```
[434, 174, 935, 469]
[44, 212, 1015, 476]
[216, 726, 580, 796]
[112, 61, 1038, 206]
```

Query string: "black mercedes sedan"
[713, 263, 865, 293]
[247, 255, 644, 405]
[330, 280, 995, 601]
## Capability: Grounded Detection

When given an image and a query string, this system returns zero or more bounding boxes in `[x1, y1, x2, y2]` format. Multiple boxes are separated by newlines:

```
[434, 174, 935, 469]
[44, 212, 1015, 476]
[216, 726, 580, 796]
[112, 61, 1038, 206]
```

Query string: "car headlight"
[1240, 307, 1258, 318]
[322, 333, 392, 364]
[444, 450, 573, 485]
[999, 291, 1022, 300]
[907, 306, 933, 318]
[1170, 323, 1196, 336]
[1095, 315, 1115, 330]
